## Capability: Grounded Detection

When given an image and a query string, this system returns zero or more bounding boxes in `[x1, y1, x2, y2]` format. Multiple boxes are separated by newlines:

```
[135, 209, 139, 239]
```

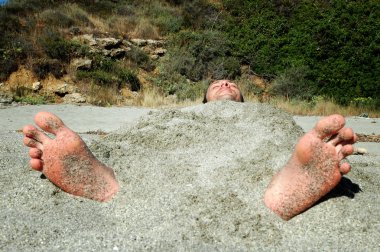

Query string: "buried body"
[22, 80, 357, 221]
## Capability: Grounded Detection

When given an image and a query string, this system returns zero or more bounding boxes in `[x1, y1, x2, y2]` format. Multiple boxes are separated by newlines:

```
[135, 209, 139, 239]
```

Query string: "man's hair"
[202, 88, 244, 103]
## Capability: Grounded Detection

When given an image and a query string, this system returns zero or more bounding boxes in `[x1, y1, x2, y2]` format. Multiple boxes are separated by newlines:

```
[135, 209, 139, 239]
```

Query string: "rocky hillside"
[0, 0, 378, 108]
[1, 33, 167, 106]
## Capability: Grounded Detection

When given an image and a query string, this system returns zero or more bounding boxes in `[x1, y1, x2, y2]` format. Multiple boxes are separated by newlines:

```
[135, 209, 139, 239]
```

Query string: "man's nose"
[221, 81, 230, 87]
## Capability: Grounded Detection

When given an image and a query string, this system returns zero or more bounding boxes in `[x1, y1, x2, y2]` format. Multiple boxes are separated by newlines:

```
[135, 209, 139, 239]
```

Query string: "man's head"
[203, 79, 244, 103]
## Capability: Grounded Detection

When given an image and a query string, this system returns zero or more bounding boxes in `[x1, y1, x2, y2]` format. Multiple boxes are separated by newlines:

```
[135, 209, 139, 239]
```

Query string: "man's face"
[206, 80, 242, 102]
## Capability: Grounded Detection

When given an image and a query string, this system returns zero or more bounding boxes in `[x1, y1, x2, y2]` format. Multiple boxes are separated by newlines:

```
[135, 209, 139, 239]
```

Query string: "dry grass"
[132, 86, 200, 108]
[106, 16, 136, 36]
[76, 81, 124, 106]
[85, 15, 108, 33]
[131, 18, 160, 39]
[266, 97, 380, 117]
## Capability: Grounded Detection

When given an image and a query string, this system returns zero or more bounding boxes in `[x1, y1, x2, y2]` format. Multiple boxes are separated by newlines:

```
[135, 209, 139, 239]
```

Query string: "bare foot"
[23, 112, 119, 201]
[264, 114, 357, 220]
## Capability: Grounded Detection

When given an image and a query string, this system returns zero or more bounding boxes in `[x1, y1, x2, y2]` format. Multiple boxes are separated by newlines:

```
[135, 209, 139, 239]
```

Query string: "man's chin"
[216, 95, 239, 102]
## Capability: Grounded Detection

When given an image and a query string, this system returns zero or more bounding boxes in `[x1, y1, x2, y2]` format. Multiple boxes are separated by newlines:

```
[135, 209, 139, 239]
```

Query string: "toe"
[30, 158, 43, 171]
[23, 124, 51, 143]
[34, 112, 66, 135]
[29, 148, 42, 158]
[340, 128, 355, 142]
[313, 114, 345, 139]
[338, 145, 354, 160]
[23, 137, 42, 149]
[339, 162, 351, 175]
[328, 128, 355, 146]
[23, 125, 36, 137]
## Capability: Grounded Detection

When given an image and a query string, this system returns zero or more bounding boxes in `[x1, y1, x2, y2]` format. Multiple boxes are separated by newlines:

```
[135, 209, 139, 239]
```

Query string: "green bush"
[350, 97, 376, 109]
[39, 29, 75, 62]
[152, 76, 207, 101]
[38, 29, 88, 62]
[181, 0, 219, 29]
[10, 85, 50, 104]
[68, 5, 91, 26]
[77, 53, 141, 91]
[125, 47, 154, 71]
[270, 65, 314, 100]
[118, 69, 140, 91]
[143, 1, 183, 34]
[39, 9, 75, 28]
[0, 57, 18, 81]
[221, 0, 379, 105]
[31, 58, 65, 79]
[208, 57, 241, 80]
[161, 30, 240, 81]
[14, 95, 48, 105]
[76, 70, 115, 86]
[0, 35, 31, 81]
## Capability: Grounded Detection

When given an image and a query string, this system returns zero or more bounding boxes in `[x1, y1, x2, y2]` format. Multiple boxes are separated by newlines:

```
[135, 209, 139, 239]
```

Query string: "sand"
[1, 101, 379, 251]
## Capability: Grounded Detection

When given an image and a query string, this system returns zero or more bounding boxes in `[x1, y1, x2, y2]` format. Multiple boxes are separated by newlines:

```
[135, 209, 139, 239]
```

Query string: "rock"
[97, 38, 122, 49]
[153, 48, 166, 56]
[146, 39, 164, 47]
[32, 81, 42, 91]
[122, 40, 133, 47]
[71, 58, 92, 71]
[0, 92, 13, 104]
[75, 34, 97, 46]
[130, 38, 147, 46]
[54, 83, 77, 95]
[109, 48, 127, 58]
[353, 147, 368, 155]
[62, 93, 86, 103]
[120, 88, 136, 99]
[69, 27, 81, 35]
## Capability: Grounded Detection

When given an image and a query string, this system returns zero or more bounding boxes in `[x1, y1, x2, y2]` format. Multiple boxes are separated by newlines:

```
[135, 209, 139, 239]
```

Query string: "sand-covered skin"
[1, 101, 379, 251]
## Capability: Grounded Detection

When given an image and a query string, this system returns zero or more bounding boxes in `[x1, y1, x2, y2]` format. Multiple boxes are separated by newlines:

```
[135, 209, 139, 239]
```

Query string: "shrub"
[0, 35, 31, 81]
[118, 69, 140, 91]
[143, 1, 183, 34]
[125, 46, 154, 71]
[14, 95, 48, 105]
[0, 57, 18, 81]
[10, 85, 50, 104]
[181, 0, 220, 29]
[270, 65, 314, 100]
[76, 53, 141, 91]
[208, 57, 241, 80]
[64, 4, 91, 26]
[161, 30, 240, 82]
[350, 97, 376, 109]
[76, 70, 115, 87]
[132, 18, 160, 39]
[31, 58, 65, 79]
[39, 9, 75, 28]
[38, 29, 85, 62]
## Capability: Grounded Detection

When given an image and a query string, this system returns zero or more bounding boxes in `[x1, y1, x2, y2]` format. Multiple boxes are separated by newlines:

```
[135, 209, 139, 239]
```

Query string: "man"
[22, 80, 356, 220]
[203, 79, 244, 103]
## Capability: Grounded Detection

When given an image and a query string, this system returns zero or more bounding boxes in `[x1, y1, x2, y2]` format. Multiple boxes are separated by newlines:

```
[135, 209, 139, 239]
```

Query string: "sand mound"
[1, 101, 379, 251]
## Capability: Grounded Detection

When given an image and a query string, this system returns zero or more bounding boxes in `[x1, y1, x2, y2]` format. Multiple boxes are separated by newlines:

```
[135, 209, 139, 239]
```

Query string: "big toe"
[34, 112, 66, 134]
[314, 114, 345, 139]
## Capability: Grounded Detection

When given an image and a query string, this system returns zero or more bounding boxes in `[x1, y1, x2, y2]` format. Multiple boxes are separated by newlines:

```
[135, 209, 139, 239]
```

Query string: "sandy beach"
[1, 102, 379, 251]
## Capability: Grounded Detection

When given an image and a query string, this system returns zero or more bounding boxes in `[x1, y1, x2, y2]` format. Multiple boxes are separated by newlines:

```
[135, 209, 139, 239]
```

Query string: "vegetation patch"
[0, 0, 378, 113]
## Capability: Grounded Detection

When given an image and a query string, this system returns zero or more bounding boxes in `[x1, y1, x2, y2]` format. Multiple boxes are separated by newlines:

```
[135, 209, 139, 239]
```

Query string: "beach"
[1, 102, 379, 251]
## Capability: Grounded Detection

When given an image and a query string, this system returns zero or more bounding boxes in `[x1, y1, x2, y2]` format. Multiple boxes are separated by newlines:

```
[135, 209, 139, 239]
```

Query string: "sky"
[0, 0, 7, 5]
